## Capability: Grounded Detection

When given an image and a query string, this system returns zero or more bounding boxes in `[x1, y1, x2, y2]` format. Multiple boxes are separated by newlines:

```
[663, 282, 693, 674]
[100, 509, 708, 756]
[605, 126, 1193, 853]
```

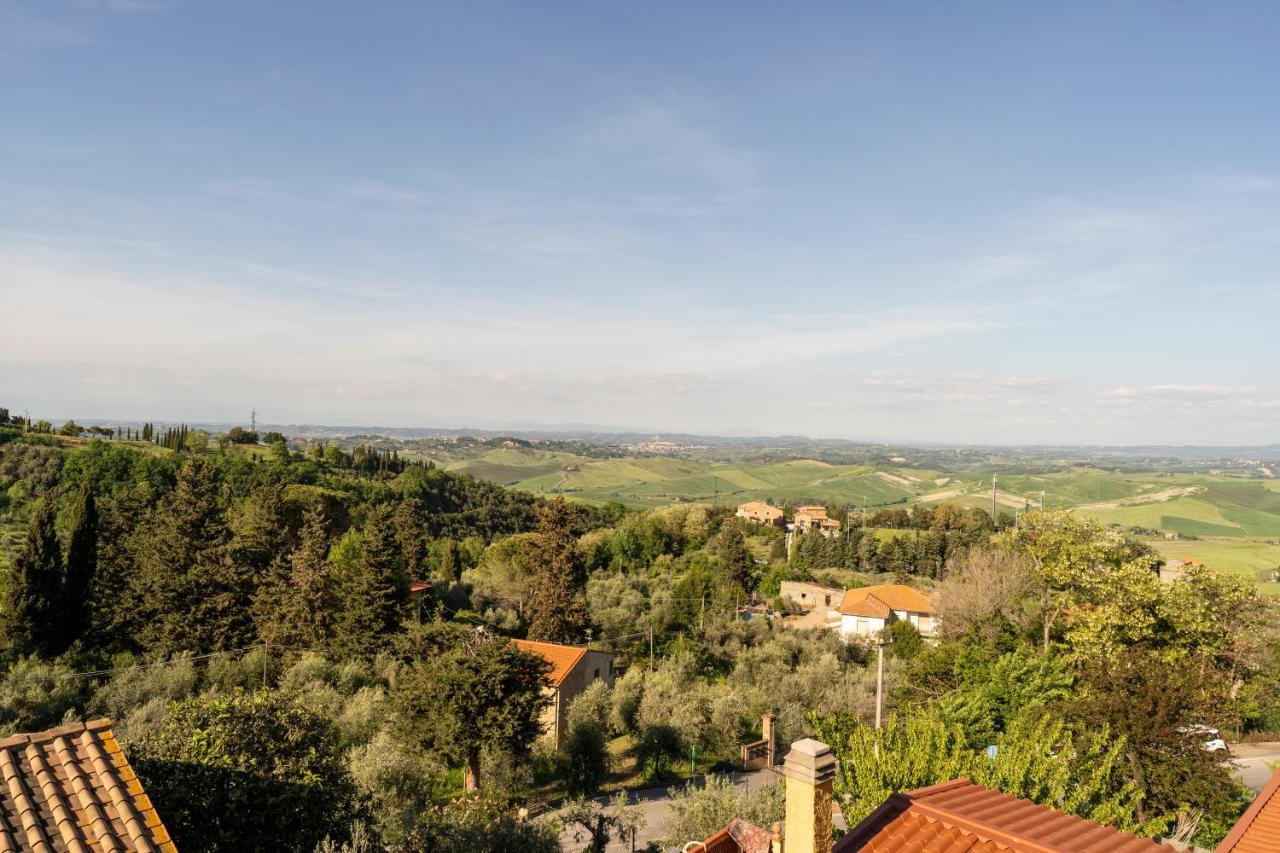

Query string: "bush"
[130, 691, 367, 852]
[565, 718, 610, 796]
[0, 657, 86, 734]
[662, 775, 783, 848]
[635, 723, 683, 781]
[397, 793, 559, 853]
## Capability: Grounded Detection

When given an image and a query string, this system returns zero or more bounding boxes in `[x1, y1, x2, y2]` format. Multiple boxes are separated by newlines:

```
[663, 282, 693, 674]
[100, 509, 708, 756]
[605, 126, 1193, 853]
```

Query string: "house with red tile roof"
[833, 584, 936, 640]
[1216, 763, 1280, 853]
[695, 737, 1210, 853]
[0, 718, 175, 851]
[832, 778, 1172, 852]
[512, 638, 614, 749]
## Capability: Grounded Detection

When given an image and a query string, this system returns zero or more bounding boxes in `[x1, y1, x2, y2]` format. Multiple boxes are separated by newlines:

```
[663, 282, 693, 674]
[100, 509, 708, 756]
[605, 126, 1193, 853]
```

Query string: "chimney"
[763, 713, 777, 766]
[781, 738, 837, 853]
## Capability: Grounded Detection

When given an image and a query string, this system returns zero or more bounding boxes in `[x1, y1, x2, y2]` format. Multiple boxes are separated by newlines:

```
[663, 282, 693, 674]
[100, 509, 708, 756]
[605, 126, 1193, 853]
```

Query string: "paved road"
[1229, 742, 1280, 794]
[553, 768, 779, 852]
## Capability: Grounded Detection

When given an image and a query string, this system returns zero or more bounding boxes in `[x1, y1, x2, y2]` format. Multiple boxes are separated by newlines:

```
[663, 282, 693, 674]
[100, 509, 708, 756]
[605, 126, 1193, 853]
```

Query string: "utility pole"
[875, 636, 891, 730]
[991, 473, 998, 523]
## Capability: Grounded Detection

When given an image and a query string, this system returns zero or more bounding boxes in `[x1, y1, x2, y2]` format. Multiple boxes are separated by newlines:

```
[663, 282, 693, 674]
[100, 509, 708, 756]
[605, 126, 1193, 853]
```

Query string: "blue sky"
[3, 1, 1279, 444]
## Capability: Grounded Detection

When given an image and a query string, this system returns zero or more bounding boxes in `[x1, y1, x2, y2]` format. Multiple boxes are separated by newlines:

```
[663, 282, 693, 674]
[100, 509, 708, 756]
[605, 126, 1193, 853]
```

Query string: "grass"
[1148, 537, 1280, 596]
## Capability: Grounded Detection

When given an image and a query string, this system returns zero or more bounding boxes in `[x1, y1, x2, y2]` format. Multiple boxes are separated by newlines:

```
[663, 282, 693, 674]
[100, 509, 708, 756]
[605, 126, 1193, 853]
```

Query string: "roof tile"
[512, 639, 589, 687]
[0, 719, 174, 853]
[834, 779, 1173, 853]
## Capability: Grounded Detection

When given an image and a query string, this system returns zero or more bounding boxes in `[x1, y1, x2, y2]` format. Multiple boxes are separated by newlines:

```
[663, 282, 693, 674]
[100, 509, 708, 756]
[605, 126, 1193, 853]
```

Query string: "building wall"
[540, 650, 616, 749]
[836, 610, 935, 639]
[780, 581, 842, 612]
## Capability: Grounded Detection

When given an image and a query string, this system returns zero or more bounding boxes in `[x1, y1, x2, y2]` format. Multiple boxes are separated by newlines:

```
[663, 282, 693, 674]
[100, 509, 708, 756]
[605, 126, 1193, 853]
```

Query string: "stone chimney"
[781, 738, 837, 853]
[762, 713, 777, 766]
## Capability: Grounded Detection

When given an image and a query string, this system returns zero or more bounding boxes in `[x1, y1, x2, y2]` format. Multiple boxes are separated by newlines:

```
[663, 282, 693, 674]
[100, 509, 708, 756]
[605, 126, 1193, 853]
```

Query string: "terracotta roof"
[1217, 764, 1280, 852]
[701, 819, 774, 853]
[408, 579, 432, 594]
[0, 719, 176, 852]
[511, 639, 588, 687]
[838, 592, 892, 619]
[838, 584, 934, 616]
[738, 502, 783, 517]
[833, 778, 1172, 853]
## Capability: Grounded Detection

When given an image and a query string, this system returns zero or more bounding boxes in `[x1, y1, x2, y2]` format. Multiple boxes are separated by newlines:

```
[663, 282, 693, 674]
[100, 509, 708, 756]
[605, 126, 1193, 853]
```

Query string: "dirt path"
[1077, 485, 1202, 510]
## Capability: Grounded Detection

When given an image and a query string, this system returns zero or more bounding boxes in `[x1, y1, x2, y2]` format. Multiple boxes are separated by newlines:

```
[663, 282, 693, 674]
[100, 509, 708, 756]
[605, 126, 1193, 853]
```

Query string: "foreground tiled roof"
[838, 584, 934, 616]
[0, 719, 175, 852]
[1217, 764, 1280, 852]
[512, 639, 588, 687]
[833, 779, 1172, 853]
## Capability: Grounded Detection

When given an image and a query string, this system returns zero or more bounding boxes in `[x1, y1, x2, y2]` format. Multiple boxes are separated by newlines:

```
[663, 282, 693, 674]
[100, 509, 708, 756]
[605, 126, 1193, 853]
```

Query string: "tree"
[714, 519, 754, 594]
[58, 420, 83, 436]
[59, 485, 97, 652]
[130, 691, 366, 852]
[662, 775, 782, 850]
[333, 503, 409, 657]
[397, 793, 559, 853]
[391, 623, 551, 792]
[255, 507, 339, 650]
[525, 498, 591, 643]
[1070, 649, 1251, 844]
[935, 547, 1042, 644]
[2, 497, 63, 658]
[562, 793, 647, 853]
[130, 456, 237, 654]
[437, 537, 460, 584]
[394, 498, 427, 580]
[810, 707, 1142, 834]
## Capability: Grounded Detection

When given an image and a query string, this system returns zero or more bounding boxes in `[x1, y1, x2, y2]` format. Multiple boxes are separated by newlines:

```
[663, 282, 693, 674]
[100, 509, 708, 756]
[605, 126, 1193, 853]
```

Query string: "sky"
[3, 0, 1279, 445]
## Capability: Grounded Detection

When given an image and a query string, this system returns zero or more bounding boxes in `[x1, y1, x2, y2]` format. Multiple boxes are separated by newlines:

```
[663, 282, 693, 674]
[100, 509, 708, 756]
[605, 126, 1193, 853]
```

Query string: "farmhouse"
[792, 505, 841, 537]
[512, 639, 614, 749]
[779, 581, 842, 612]
[737, 501, 786, 527]
[0, 719, 176, 851]
[833, 584, 936, 640]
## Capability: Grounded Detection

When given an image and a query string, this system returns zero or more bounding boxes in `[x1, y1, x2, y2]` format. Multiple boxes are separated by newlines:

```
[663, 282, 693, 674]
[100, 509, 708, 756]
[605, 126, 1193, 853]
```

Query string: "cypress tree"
[130, 456, 232, 654]
[333, 504, 408, 657]
[3, 498, 63, 658]
[715, 519, 754, 593]
[255, 507, 337, 650]
[394, 497, 427, 580]
[525, 498, 591, 643]
[437, 538, 459, 584]
[59, 485, 97, 653]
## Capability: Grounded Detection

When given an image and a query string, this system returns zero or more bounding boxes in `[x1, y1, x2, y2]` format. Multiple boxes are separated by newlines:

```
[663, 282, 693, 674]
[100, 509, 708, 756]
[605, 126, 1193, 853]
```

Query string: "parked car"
[1178, 724, 1228, 753]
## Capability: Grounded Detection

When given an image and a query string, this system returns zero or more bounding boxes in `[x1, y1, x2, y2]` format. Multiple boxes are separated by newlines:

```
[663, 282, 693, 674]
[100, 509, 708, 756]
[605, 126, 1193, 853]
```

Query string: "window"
[593, 668, 600, 680]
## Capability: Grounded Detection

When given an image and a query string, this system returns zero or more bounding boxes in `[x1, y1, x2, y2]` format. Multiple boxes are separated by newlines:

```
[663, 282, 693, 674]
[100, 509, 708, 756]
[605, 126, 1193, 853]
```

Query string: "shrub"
[130, 691, 366, 852]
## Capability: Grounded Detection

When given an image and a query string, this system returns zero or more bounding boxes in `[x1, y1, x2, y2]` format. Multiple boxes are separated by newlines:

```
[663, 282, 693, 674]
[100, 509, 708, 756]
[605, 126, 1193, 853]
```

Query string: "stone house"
[512, 639, 614, 750]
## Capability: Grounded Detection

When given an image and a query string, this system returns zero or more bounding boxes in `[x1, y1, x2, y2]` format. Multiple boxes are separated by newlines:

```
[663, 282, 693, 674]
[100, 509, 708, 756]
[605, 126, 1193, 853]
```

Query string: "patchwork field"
[412, 445, 1280, 591]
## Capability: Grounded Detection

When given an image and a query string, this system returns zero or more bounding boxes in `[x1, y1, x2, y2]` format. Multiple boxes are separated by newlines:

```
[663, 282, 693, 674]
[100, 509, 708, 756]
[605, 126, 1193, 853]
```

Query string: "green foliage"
[634, 723, 683, 781]
[2, 497, 63, 657]
[810, 706, 1143, 833]
[886, 620, 923, 659]
[131, 691, 366, 853]
[525, 498, 591, 643]
[61, 485, 97, 651]
[396, 793, 559, 853]
[662, 775, 783, 849]
[333, 504, 409, 658]
[0, 656, 86, 734]
[390, 623, 552, 790]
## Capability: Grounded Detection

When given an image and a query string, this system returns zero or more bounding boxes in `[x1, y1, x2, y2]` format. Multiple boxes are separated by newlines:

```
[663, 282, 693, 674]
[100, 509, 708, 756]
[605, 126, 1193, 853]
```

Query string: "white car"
[1178, 725, 1228, 753]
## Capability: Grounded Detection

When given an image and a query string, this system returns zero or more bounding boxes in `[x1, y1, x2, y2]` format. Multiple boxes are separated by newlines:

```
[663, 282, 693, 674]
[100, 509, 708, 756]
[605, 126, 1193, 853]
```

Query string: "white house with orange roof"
[512, 639, 614, 749]
[830, 583, 936, 640]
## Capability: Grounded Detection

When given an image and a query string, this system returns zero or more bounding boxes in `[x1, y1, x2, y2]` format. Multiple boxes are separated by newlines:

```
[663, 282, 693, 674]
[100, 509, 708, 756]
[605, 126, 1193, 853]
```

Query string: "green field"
[414, 446, 1280, 592]
[1148, 538, 1280, 595]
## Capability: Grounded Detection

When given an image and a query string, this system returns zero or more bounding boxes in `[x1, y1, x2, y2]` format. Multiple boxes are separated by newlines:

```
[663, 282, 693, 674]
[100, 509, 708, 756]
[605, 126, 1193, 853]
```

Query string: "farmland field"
[401, 444, 1280, 592]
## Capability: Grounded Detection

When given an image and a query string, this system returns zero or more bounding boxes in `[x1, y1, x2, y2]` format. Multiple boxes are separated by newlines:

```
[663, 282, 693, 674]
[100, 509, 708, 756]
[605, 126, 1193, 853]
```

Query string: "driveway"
[1229, 742, 1280, 794]
[553, 768, 779, 852]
